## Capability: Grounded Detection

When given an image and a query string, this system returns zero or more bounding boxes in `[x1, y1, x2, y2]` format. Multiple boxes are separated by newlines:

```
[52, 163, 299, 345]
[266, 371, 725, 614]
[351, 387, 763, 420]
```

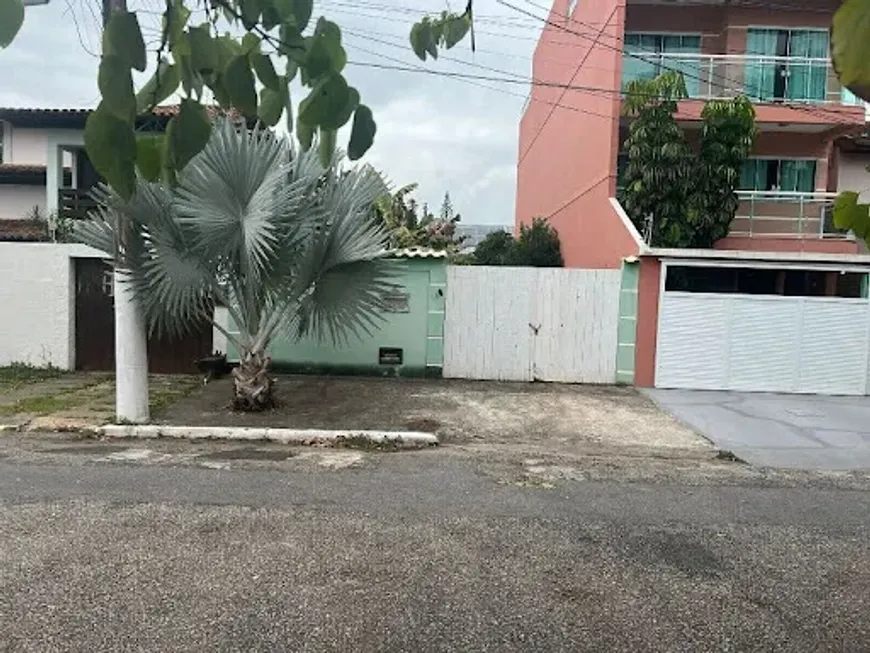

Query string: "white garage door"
[657, 292, 870, 395]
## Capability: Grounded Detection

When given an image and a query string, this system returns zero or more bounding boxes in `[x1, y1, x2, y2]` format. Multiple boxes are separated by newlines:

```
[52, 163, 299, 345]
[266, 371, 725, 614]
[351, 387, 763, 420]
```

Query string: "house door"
[74, 258, 115, 371]
[74, 258, 214, 373]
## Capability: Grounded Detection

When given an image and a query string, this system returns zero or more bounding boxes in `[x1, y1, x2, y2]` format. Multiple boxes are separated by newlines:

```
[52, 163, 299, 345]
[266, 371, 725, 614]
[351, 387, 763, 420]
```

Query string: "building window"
[739, 159, 817, 193]
[745, 29, 829, 103]
[623, 33, 702, 97]
[666, 265, 867, 298]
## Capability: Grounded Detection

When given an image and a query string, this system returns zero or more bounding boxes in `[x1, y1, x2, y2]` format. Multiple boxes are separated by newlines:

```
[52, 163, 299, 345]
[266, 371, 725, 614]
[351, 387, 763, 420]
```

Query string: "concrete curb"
[96, 424, 438, 449]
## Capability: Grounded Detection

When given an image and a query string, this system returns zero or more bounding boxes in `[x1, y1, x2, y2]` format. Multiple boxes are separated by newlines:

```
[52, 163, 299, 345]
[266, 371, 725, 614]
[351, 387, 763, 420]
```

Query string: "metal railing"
[732, 190, 848, 239]
[58, 188, 98, 221]
[622, 53, 845, 105]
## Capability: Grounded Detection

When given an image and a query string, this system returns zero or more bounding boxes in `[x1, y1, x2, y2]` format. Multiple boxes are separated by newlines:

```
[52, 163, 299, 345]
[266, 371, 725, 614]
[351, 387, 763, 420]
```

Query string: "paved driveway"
[645, 390, 870, 470]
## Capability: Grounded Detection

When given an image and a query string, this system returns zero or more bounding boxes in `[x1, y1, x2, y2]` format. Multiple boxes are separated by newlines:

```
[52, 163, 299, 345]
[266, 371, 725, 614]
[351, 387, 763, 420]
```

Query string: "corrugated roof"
[388, 248, 449, 259]
[0, 104, 250, 125]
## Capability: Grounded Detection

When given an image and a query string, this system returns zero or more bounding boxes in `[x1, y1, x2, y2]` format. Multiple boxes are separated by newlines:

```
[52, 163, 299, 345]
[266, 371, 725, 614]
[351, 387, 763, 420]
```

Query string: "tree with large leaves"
[0, 0, 473, 197]
[619, 72, 756, 248]
[76, 119, 398, 410]
[831, 0, 870, 242]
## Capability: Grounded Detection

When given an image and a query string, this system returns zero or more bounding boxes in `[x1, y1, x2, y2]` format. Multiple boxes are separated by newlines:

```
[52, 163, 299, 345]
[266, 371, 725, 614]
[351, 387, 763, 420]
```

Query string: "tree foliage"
[375, 186, 467, 253]
[619, 72, 756, 248]
[0, 0, 473, 199]
[75, 120, 397, 409]
[831, 0, 870, 244]
[473, 218, 563, 267]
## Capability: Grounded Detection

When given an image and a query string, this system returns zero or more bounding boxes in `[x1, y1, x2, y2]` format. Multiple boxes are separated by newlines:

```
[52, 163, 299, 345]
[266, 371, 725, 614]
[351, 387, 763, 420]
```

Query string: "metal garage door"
[656, 292, 870, 395]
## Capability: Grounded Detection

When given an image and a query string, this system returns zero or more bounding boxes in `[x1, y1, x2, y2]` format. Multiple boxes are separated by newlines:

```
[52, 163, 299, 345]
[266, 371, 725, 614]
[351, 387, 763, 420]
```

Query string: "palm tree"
[75, 120, 398, 410]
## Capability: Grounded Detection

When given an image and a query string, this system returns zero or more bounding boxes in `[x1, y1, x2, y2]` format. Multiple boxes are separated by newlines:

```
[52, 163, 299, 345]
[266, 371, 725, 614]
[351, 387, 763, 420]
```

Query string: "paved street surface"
[2, 435, 870, 652]
[646, 389, 870, 470]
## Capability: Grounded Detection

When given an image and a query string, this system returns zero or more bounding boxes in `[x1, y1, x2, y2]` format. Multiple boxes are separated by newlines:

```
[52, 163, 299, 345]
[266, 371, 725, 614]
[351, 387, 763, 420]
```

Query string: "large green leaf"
[297, 120, 314, 151]
[318, 127, 336, 167]
[279, 22, 307, 59]
[215, 34, 241, 69]
[240, 0, 260, 29]
[409, 22, 427, 61]
[258, 86, 284, 127]
[275, 0, 312, 31]
[188, 24, 218, 73]
[135, 135, 164, 182]
[164, 0, 190, 46]
[104, 11, 146, 72]
[179, 54, 204, 98]
[298, 73, 356, 130]
[444, 15, 471, 49]
[832, 0, 870, 102]
[833, 190, 870, 240]
[135, 60, 180, 113]
[348, 104, 376, 161]
[224, 55, 258, 115]
[0, 0, 24, 49]
[305, 18, 346, 80]
[167, 99, 212, 171]
[85, 106, 137, 199]
[251, 53, 280, 91]
[98, 55, 135, 121]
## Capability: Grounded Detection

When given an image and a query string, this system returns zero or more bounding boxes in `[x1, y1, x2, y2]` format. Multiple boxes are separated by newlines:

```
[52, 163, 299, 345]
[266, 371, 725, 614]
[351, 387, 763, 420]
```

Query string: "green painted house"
[214, 249, 447, 377]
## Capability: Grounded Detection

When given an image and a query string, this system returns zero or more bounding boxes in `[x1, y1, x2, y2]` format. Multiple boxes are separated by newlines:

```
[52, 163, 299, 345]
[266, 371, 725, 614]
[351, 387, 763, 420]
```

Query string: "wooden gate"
[74, 259, 213, 373]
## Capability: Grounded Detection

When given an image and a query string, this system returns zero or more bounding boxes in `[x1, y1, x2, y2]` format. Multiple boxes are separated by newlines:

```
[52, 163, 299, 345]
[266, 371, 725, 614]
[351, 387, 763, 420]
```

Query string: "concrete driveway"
[645, 390, 870, 470]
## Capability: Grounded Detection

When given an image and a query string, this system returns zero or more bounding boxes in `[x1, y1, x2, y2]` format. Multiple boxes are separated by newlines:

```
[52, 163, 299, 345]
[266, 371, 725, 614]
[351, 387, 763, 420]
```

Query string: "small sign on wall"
[379, 347, 403, 365]
[379, 291, 410, 313]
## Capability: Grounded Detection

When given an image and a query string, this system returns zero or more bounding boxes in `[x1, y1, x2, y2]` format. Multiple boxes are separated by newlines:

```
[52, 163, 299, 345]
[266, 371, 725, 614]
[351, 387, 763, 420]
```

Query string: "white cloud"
[0, 0, 542, 225]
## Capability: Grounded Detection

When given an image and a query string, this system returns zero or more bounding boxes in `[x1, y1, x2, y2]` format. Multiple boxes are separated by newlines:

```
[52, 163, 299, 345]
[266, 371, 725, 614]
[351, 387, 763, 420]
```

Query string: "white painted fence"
[443, 266, 621, 383]
[0, 242, 104, 369]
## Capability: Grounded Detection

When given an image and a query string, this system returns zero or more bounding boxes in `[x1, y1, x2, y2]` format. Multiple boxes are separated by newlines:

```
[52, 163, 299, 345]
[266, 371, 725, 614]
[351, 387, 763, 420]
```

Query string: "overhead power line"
[507, 0, 860, 127]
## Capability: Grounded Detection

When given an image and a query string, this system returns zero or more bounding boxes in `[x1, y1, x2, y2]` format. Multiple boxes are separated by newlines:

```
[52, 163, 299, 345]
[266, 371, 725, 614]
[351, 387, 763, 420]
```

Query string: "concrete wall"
[218, 257, 447, 376]
[0, 185, 44, 220]
[516, 0, 637, 268]
[0, 243, 105, 369]
[838, 152, 870, 202]
[7, 127, 49, 166]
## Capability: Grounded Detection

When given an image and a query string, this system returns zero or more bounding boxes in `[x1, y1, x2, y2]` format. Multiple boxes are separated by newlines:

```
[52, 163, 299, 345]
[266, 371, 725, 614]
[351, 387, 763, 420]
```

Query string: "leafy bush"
[472, 218, 563, 267]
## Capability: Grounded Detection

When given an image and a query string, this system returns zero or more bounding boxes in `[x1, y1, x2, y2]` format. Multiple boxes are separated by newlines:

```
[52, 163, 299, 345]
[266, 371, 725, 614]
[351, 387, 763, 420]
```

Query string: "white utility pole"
[106, 0, 150, 423]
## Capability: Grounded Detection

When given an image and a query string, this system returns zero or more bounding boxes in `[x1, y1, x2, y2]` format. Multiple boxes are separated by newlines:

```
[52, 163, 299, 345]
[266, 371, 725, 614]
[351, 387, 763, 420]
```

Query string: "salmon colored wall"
[714, 237, 860, 255]
[634, 257, 661, 388]
[517, 0, 636, 269]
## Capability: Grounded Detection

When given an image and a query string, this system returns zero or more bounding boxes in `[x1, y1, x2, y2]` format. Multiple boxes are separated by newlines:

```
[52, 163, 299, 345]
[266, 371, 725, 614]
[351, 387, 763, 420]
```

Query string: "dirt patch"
[157, 376, 709, 457]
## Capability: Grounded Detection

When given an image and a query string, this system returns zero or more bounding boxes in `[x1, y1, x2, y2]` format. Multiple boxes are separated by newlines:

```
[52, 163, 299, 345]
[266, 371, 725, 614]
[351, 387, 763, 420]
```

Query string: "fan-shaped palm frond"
[75, 119, 398, 410]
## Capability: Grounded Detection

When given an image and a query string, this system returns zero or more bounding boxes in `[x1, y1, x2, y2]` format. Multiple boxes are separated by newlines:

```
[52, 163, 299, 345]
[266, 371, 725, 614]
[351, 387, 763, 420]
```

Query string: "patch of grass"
[0, 363, 66, 388]
[0, 392, 89, 417]
[148, 376, 204, 414]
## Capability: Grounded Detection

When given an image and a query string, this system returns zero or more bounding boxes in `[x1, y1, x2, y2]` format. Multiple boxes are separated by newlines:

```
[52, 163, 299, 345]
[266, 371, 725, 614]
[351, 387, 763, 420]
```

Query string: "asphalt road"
[2, 442, 870, 652]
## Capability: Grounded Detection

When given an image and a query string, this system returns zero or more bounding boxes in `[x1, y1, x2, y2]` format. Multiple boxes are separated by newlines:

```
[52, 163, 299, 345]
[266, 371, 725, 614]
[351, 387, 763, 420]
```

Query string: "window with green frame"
[623, 33, 702, 97]
[745, 28, 829, 103]
[739, 158, 817, 193]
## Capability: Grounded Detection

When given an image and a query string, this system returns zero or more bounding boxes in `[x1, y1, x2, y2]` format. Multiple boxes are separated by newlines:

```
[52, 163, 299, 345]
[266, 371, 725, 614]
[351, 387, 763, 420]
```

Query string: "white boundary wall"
[0, 242, 105, 369]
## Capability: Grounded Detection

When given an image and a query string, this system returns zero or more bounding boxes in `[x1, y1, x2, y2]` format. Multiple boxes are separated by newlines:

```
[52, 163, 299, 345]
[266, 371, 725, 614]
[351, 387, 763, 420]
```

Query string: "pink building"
[517, 1, 870, 395]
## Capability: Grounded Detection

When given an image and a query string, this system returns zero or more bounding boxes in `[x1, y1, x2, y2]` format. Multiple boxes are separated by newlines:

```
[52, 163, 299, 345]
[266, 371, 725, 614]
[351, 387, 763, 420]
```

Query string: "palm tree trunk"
[231, 350, 274, 411]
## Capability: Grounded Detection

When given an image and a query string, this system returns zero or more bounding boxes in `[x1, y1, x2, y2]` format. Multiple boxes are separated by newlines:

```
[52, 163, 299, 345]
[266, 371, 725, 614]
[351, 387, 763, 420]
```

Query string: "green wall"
[615, 260, 639, 385]
[224, 256, 446, 377]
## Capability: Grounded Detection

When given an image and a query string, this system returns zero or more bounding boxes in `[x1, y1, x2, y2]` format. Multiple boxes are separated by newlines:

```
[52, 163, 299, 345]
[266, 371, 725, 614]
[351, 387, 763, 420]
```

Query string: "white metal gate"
[443, 266, 621, 383]
[656, 292, 870, 395]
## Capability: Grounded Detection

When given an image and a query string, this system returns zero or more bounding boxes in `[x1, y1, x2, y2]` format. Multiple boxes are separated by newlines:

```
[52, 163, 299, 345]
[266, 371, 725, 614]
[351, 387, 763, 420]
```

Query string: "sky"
[0, 0, 549, 225]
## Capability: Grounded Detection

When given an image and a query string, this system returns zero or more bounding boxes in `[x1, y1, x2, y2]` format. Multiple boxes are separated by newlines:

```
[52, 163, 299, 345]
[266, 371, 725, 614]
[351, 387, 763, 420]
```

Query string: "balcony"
[58, 188, 99, 221]
[622, 53, 847, 106]
[731, 190, 846, 239]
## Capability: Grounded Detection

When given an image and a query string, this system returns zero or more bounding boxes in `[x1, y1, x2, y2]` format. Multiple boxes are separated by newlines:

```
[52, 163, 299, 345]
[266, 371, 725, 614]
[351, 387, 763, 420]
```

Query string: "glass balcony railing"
[622, 53, 847, 105]
[732, 190, 849, 239]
